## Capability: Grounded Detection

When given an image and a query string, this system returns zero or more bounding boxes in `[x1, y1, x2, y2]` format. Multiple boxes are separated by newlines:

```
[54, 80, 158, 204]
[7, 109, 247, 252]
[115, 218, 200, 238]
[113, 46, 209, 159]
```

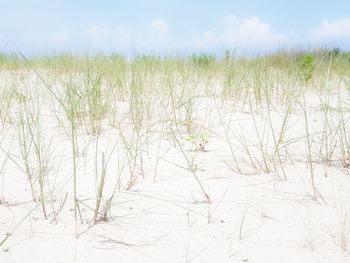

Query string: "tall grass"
[0, 48, 350, 249]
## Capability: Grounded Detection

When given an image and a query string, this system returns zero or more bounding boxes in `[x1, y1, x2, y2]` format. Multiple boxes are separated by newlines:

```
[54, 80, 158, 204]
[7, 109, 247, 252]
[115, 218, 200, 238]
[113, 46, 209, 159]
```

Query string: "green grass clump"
[298, 54, 315, 83]
[191, 53, 216, 68]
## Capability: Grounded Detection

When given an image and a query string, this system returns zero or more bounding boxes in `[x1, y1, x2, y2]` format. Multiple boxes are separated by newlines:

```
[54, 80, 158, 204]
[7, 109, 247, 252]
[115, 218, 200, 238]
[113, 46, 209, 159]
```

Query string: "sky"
[0, 0, 350, 56]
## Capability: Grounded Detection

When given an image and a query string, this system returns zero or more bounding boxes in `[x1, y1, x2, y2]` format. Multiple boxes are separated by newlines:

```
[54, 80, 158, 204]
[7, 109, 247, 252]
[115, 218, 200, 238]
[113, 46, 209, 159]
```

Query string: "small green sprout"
[187, 132, 209, 152]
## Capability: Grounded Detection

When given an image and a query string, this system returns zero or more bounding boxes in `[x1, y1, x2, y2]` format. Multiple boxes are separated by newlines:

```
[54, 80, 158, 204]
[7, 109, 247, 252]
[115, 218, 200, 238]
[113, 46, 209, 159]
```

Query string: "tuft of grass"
[298, 54, 315, 83]
[192, 53, 216, 68]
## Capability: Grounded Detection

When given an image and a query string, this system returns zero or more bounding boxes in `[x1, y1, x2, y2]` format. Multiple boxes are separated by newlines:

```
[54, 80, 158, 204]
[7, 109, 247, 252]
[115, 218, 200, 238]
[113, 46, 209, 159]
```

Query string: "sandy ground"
[1, 75, 350, 263]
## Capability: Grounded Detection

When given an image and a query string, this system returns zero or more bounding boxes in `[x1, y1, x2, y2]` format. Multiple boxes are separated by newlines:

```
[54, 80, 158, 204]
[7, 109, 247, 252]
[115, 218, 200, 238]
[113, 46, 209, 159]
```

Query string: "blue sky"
[1, 0, 350, 56]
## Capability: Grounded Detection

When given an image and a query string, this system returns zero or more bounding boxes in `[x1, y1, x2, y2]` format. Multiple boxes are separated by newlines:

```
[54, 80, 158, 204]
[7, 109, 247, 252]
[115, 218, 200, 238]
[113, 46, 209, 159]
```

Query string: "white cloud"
[82, 25, 132, 52]
[313, 17, 350, 39]
[199, 15, 287, 49]
[108, 16, 287, 54]
[82, 19, 172, 53]
[49, 30, 70, 46]
[20, 16, 292, 55]
[85, 25, 109, 42]
[149, 19, 168, 35]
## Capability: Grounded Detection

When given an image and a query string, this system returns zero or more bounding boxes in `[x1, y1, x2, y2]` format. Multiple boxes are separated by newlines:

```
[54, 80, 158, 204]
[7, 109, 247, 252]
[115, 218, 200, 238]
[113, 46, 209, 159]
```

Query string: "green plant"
[14, 89, 52, 218]
[83, 70, 107, 135]
[192, 53, 215, 68]
[0, 85, 15, 127]
[187, 131, 209, 152]
[298, 54, 315, 83]
[170, 126, 211, 203]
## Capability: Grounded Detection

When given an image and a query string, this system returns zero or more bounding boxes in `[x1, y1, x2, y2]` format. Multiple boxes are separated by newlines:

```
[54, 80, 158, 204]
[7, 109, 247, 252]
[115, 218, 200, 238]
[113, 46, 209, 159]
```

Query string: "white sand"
[0, 73, 350, 263]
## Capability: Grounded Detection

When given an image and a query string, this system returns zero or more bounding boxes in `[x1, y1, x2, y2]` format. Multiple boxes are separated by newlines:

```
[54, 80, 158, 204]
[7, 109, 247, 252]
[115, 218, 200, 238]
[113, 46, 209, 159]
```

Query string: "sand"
[0, 71, 350, 263]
